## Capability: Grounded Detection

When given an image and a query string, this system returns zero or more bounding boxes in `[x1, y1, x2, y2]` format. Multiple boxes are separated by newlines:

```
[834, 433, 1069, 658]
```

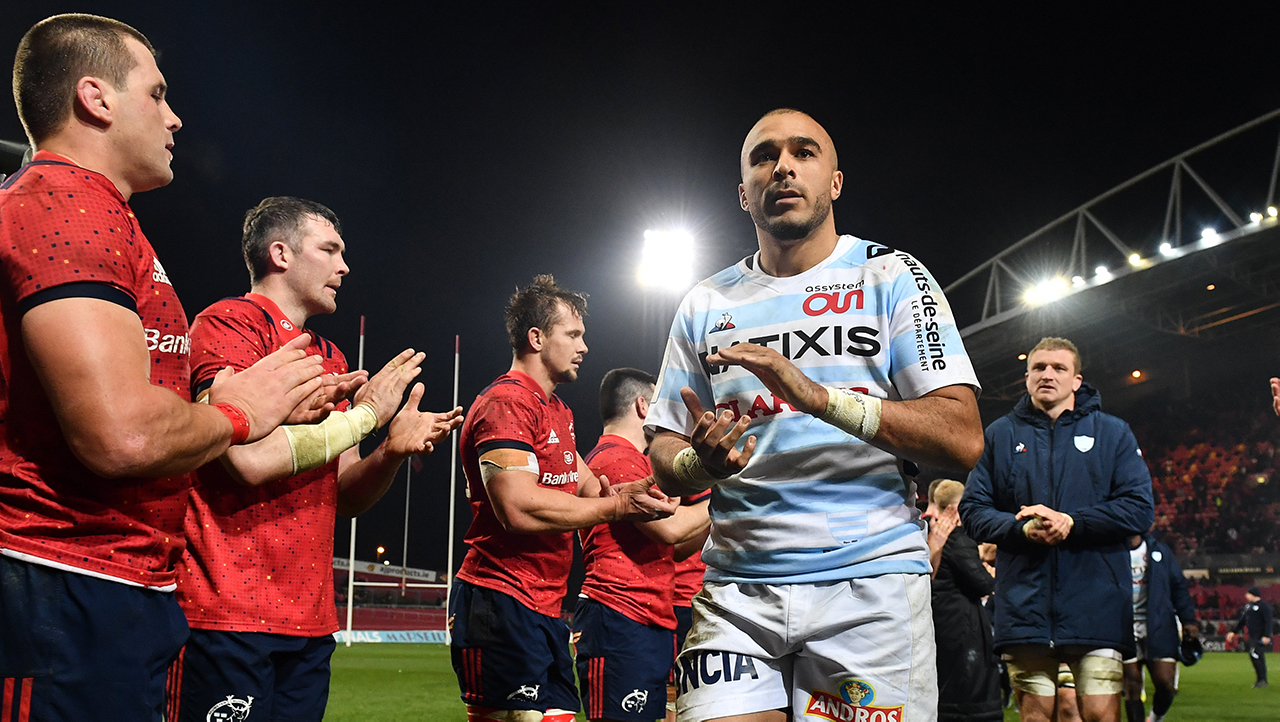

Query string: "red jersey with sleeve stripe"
[580, 435, 676, 630]
[0, 151, 191, 591]
[176, 295, 348, 635]
[456, 370, 579, 617]
[672, 489, 709, 607]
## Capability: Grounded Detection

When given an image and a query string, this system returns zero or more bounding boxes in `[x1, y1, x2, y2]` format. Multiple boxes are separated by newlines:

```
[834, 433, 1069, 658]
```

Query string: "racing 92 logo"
[803, 290, 863, 317]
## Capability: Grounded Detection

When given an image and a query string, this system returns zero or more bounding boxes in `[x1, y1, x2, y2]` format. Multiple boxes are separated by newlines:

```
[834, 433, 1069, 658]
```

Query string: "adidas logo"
[548, 430, 559, 444]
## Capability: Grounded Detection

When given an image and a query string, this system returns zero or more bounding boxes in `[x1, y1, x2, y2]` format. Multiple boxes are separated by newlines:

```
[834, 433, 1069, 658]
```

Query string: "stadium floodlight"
[1159, 242, 1174, 256]
[1270, 206, 1279, 218]
[1201, 228, 1217, 239]
[638, 230, 695, 290]
[1131, 370, 1142, 379]
[1095, 265, 1111, 280]
[1128, 253, 1142, 266]
[1023, 277, 1069, 306]
[1071, 276, 1085, 288]
[1251, 212, 1264, 223]
[1018, 353, 1027, 361]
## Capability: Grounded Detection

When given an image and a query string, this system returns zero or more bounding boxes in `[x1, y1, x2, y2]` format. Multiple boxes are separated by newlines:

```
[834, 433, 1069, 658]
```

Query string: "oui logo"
[803, 290, 863, 317]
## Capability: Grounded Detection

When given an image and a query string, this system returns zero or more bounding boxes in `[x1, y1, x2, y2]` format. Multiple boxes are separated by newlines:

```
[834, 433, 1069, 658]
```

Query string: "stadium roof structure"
[943, 109, 1280, 412]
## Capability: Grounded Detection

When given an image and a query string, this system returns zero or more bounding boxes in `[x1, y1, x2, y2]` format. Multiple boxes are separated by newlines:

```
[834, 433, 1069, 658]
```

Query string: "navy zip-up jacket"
[960, 383, 1154, 656]
[1131, 533, 1197, 660]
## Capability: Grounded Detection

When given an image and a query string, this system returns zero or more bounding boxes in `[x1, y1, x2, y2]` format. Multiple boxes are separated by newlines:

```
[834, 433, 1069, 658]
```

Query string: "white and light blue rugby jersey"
[645, 235, 980, 585]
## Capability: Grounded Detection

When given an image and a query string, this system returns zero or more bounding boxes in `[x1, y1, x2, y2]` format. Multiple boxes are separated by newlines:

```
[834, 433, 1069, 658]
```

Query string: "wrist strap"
[672, 446, 721, 492]
[214, 403, 251, 445]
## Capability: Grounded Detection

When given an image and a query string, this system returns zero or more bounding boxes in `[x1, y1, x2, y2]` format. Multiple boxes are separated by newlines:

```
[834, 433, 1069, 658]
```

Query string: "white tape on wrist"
[282, 402, 378, 475]
[820, 386, 882, 441]
[672, 446, 721, 492]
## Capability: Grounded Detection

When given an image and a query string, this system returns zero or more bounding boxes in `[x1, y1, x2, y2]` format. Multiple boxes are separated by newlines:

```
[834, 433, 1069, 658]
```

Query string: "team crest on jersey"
[207, 694, 253, 721]
[152, 256, 172, 285]
[507, 684, 541, 702]
[1074, 435, 1095, 452]
[621, 689, 649, 713]
[711, 312, 735, 332]
[804, 679, 902, 721]
[548, 430, 560, 444]
[563, 451, 574, 465]
[279, 317, 294, 332]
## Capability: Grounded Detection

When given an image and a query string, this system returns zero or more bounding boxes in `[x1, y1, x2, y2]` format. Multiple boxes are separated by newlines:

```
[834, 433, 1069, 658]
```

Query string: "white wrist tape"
[282, 403, 378, 475]
[820, 386, 882, 441]
[672, 446, 722, 492]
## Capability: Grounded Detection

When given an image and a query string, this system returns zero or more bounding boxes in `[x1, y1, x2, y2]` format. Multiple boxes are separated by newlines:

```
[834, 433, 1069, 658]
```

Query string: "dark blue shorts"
[173, 629, 336, 722]
[0, 555, 189, 721]
[675, 604, 694, 652]
[573, 597, 675, 721]
[449, 580, 578, 712]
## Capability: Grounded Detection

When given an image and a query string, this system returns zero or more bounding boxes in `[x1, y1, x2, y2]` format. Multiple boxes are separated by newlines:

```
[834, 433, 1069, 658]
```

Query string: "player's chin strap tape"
[819, 386, 882, 441]
[282, 403, 378, 475]
[672, 446, 722, 492]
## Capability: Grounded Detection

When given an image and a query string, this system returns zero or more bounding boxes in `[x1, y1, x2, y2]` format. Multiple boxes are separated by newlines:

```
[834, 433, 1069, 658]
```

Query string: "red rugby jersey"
[177, 296, 347, 635]
[580, 435, 676, 630]
[0, 152, 191, 590]
[456, 370, 579, 617]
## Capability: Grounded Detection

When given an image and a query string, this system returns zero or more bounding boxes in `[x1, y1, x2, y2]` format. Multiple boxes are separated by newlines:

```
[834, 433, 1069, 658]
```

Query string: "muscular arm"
[635, 498, 710, 545]
[673, 526, 709, 562]
[22, 298, 320, 478]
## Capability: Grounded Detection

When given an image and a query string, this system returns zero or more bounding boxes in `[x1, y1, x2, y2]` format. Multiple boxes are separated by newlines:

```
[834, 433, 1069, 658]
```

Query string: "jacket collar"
[1013, 382, 1102, 426]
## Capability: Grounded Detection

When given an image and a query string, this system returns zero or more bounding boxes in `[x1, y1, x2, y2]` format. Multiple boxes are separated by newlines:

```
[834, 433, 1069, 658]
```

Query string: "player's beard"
[750, 191, 833, 242]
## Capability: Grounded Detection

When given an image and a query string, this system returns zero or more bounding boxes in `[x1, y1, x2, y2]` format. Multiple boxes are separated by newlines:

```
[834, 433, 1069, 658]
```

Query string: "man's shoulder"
[193, 296, 273, 326]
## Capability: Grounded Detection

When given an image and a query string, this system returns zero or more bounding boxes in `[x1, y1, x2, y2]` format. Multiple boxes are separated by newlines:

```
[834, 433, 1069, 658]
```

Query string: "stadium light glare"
[1131, 370, 1142, 379]
[1206, 284, 1216, 291]
[1128, 253, 1142, 266]
[1095, 266, 1111, 280]
[383, 560, 390, 566]
[1270, 206, 1279, 218]
[1071, 276, 1085, 288]
[1159, 242, 1173, 256]
[1018, 353, 1027, 361]
[1201, 228, 1217, 239]
[638, 230, 695, 291]
[1023, 277, 1069, 306]
[1251, 212, 1264, 223]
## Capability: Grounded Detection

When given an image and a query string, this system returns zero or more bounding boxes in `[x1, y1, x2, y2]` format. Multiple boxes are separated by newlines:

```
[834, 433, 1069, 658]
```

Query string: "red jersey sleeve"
[188, 302, 274, 394]
[470, 391, 542, 453]
[0, 167, 142, 307]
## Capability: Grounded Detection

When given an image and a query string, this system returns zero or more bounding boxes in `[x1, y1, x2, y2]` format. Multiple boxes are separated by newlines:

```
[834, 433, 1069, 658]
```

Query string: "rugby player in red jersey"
[451, 275, 679, 722]
[0, 15, 324, 721]
[576, 368, 710, 722]
[170, 196, 463, 722]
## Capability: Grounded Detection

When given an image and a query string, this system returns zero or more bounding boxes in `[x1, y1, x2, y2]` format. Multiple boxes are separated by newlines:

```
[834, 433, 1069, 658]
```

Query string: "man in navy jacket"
[1227, 587, 1273, 688]
[961, 337, 1154, 722]
[1122, 531, 1198, 722]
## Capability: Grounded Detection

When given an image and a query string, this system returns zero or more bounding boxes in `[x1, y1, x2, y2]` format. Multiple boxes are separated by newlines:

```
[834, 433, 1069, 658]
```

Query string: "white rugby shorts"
[672, 573, 936, 722]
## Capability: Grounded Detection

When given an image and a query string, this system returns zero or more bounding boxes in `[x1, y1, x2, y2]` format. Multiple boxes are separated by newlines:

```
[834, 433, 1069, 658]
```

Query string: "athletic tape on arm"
[282, 403, 378, 475]
[819, 386, 882, 441]
[672, 446, 722, 492]
[479, 452, 540, 484]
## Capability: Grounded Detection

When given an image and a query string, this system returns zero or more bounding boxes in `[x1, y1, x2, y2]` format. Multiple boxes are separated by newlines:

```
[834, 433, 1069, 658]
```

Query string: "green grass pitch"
[324, 645, 1275, 721]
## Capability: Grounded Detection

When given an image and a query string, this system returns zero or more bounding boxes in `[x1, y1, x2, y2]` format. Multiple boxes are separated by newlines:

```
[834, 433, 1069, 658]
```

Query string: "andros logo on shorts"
[804, 678, 903, 722]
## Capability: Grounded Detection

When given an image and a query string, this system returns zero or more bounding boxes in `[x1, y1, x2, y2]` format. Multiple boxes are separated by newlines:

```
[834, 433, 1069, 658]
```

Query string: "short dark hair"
[505, 274, 588, 353]
[242, 197, 342, 284]
[13, 14, 155, 145]
[599, 368, 656, 424]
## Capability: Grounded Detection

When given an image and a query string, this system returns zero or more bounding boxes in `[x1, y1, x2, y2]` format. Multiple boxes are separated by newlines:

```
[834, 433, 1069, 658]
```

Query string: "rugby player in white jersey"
[647, 109, 985, 722]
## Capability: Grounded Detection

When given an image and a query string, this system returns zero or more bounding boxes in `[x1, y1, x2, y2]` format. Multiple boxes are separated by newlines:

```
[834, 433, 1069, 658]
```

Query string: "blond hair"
[928, 479, 965, 511]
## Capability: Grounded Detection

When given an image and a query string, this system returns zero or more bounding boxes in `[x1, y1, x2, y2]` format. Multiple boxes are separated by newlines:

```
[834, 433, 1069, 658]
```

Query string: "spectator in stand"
[1121, 530, 1198, 722]
[924, 479, 1002, 722]
[1227, 588, 1273, 688]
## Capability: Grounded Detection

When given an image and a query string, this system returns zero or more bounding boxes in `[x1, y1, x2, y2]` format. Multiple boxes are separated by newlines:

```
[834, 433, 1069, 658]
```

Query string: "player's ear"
[830, 170, 843, 201]
[267, 240, 291, 272]
[636, 394, 649, 420]
[1072, 374, 1083, 392]
[527, 326, 544, 352]
[73, 76, 111, 127]
[739, 183, 749, 211]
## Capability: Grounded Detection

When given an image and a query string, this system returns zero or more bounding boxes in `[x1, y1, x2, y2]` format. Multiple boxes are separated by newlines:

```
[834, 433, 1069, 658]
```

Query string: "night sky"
[4, 3, 1279, 573]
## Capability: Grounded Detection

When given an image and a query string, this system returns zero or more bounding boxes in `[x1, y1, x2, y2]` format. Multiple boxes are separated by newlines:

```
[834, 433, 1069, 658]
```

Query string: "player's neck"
[510, 354, 556, 398]
[37, 136, 135, 200]
[601, 420, 647, 453]
[1033, 395, 1074, 423]
[249, 280, 311, 329]
[756, 223, 840, 277]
